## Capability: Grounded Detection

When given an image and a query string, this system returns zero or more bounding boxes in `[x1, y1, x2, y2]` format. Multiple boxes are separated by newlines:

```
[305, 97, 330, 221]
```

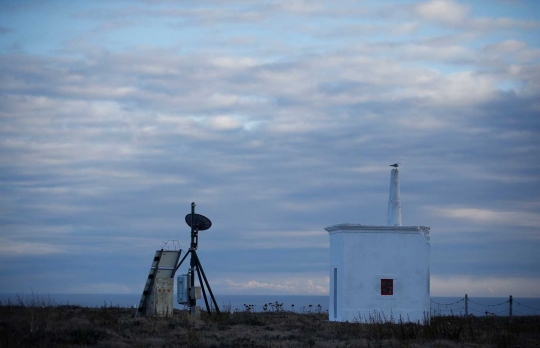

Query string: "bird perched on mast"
[390, 162, 401, 168]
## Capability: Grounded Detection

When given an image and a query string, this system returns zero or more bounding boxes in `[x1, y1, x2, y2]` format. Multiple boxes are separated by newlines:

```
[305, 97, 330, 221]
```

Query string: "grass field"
[1, 296, 539, 347]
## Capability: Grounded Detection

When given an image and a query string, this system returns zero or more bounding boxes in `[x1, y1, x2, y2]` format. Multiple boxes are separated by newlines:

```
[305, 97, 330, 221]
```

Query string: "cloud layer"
[1, 0, 539, 297]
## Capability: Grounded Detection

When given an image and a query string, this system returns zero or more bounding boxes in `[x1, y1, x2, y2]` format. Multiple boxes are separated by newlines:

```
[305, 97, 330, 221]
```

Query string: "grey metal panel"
[155, 269, 174, 278]
[151, 250, 181, 268]
[145, 268, 174, 278]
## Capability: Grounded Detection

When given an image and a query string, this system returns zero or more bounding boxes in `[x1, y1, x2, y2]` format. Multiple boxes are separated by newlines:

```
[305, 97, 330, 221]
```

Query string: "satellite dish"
[185, 213, 212, 231]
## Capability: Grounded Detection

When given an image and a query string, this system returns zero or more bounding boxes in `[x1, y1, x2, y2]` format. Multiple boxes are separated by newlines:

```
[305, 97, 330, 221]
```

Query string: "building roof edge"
[324, 223, 430, 235]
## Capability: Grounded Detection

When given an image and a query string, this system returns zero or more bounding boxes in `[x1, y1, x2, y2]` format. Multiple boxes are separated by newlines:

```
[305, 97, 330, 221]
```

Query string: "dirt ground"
[1, 302, 539, 347]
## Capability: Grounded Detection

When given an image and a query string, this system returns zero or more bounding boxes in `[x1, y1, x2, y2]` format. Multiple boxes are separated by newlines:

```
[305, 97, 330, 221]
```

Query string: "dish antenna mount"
[174, 202, 220, 316]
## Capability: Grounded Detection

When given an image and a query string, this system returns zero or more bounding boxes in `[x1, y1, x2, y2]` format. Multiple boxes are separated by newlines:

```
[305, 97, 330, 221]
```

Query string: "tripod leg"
[173, 250, 191, 275]
[193, 251, 220, 314]
[195, 264, 211, 314]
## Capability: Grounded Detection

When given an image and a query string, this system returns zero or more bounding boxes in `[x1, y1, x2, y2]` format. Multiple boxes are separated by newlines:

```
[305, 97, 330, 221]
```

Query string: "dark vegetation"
[1, 295, 539, 347]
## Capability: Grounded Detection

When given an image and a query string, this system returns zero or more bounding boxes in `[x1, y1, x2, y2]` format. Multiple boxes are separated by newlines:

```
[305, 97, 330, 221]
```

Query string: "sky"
[1, 0, 539, 298]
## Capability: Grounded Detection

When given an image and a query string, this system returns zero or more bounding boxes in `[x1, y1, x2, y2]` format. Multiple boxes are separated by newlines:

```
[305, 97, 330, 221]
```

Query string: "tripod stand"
[174, 202, 220, 315]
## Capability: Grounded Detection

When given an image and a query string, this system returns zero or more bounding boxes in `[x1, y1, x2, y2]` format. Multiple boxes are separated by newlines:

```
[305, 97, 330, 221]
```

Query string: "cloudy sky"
[1, 0, 539, 298]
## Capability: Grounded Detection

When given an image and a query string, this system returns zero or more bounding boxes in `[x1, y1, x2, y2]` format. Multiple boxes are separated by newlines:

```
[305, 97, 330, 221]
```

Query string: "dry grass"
[1, 296, 539, 347]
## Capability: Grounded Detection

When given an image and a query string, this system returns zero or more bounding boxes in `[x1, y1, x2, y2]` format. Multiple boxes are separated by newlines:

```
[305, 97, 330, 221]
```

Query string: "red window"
[381, 279, 393, 295]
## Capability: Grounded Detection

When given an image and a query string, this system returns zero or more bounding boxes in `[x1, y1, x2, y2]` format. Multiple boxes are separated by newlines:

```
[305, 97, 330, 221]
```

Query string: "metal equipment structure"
[174, 202, 220, 316]
[136, 202, 220, 317]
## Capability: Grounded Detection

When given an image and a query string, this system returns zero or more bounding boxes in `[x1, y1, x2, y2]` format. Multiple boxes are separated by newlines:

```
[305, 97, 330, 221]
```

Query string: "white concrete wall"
[147, 278, 174, 317]
[329, 231, 344, 321]
[326, 224, 430, 323]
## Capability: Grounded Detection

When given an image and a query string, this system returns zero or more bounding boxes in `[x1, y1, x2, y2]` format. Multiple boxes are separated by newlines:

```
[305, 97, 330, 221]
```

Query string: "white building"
[325, 167, 430, 323]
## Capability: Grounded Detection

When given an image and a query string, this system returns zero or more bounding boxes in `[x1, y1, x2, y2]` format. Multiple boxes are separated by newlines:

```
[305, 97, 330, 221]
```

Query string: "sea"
[1, 293, 539, 317]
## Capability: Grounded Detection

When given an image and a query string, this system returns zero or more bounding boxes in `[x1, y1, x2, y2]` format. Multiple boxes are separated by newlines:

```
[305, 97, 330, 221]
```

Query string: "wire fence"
[430, 295, 540, 318]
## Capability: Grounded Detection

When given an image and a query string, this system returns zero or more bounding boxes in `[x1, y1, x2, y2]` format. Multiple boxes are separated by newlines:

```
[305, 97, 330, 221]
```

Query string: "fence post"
[509, 295, 513, 323]
[465, 294, 468, 316]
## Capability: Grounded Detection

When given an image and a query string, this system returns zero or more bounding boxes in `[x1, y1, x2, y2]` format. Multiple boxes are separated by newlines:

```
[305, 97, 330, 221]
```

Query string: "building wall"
[327, 225, 430, 323]
[329, 232, 344, 321]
